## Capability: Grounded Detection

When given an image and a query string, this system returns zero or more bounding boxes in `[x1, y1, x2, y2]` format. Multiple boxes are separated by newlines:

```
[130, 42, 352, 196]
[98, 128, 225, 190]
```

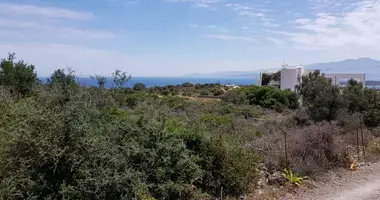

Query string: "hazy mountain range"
[184, 58, 380, 80]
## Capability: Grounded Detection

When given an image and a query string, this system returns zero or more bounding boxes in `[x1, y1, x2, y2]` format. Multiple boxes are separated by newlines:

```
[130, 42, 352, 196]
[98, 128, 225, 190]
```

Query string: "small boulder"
[268, 171, 286, 185]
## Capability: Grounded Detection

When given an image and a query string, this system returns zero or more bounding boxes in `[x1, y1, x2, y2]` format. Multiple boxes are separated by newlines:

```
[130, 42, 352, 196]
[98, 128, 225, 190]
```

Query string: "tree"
[112, 69, 131, 88]
[271, 71, 281, 82]
[261, 73, 271, 86]
[298, 71, 343, 121]
[342, 79, 366, 113]
[133, 83, 146, 91]
[261, 71, 280, 86]
[0, 53, 39, 96]
[91, 75, 107, 88]
[48, 68, 77, 87]
[181, 82, 193, 87]
[242, 86, 298, 110]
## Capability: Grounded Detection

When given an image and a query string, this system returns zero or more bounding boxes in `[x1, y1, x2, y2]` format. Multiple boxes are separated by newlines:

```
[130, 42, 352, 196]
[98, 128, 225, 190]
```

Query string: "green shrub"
[180, 132, 260, 197]
[182, 91, 192, 97]
[241, 86, 298, 110]
[0, 91, 206, 200]
[0, 53, 39, 96]
[133, 83, 146, 91]
[212, 88, 224, 96]
[222, 89, 247, 105]
[200, 90, 210, 96]
[160, 90, 170, 96]
[182, 82, 194, 87]
[125, 91, 145, 108]
[202, 114, 232, 127]
[0, 53, 268, 199]
[364, 109, 380, 127]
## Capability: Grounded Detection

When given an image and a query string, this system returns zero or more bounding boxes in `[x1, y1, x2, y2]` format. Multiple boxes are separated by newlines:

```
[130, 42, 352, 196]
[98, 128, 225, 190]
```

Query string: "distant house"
[225, 84, 240, 89]
[324, 73, 366, 88]
[278, 64, 366, 91]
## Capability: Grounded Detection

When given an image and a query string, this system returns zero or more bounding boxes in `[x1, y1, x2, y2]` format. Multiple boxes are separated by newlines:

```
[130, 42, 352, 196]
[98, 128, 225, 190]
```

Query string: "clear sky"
[0, 0, 380, 76]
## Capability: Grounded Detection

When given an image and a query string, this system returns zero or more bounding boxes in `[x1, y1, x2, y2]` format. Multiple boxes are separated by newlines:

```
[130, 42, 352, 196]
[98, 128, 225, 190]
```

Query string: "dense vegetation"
[261, 71, 281, 86]
[0, 53, 379, 200]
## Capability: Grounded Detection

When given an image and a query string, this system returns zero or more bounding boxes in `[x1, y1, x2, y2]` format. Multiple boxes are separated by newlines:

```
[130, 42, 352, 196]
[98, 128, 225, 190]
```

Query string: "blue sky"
[0, 0, 380, 76]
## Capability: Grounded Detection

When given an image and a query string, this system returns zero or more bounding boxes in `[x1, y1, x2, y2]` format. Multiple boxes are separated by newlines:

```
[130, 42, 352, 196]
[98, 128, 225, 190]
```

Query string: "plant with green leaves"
[281, 168, 304, 186]
[0, 52, 39, 96]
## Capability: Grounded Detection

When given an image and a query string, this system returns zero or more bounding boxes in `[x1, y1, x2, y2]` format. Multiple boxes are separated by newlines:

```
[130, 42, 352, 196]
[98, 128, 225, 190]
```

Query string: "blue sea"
[40, 77, 257, 88]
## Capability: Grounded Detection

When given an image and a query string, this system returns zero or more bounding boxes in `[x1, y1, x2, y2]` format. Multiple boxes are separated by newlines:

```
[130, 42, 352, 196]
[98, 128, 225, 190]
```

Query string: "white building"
[277, 65, 366, 91]
[280, 65, 304, 92]
[324, 73, 366, 88]
[268, 65, 366, 91]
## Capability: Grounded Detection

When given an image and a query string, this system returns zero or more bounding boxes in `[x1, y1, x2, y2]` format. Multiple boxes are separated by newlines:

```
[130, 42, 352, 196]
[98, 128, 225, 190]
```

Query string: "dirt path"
[280, 162, 380, 200]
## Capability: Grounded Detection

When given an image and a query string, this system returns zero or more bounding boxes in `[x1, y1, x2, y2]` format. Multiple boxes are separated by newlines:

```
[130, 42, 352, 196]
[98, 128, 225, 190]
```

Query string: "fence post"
[356, 125, 360, 162]
[283, 129, 288, 169]
[359, 115, 366, 163]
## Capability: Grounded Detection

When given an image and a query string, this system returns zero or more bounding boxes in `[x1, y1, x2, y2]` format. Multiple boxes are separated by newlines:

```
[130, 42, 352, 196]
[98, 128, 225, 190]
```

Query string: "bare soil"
[280, 162, 380, 200]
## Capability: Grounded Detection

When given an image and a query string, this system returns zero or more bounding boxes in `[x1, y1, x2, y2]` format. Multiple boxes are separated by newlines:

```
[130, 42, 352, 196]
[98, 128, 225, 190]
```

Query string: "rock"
[257, 170, 269, 188]
[268, 171, 286, 186]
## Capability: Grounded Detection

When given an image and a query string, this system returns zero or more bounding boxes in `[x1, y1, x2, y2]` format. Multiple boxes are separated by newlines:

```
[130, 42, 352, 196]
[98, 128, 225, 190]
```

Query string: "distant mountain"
[184, 58, 380, 80]
[306, 58, 380, 80]
[307, 57, 380, 71]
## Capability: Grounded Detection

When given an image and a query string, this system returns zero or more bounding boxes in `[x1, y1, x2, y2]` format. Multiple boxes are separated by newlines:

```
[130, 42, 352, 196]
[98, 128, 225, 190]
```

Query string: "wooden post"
[356, 125, 360, 162]
[283, 129, 288, 169]
[360, 115, 366, 163]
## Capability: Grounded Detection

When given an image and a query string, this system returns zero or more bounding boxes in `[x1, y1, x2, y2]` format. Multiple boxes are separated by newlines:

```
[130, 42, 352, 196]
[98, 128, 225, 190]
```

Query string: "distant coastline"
[39, 76, 257, 88]
[39, 76, 380, 89]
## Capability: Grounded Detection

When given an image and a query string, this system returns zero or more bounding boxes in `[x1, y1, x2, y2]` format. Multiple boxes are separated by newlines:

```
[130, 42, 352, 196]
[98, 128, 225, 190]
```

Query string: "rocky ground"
[280, 162, 380, 200]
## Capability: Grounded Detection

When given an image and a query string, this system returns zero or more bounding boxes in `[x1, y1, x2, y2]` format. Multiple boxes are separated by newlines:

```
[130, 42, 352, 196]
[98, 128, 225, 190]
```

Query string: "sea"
[39, 77, 380, 89]
[40, 77, 257, 88]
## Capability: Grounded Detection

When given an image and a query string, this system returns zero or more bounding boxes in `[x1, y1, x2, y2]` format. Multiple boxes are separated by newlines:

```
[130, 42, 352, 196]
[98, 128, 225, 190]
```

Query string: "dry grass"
[251, 117, 380, 176]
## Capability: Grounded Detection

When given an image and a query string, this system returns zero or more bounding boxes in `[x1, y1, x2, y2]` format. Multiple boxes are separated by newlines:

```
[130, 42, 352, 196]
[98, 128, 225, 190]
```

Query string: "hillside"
[185, 58, 380, 80]
[307, 58, 380, 80]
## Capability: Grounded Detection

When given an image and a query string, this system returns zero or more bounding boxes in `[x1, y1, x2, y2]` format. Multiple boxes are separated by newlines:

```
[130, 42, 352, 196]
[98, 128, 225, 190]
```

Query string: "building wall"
[280, 68, 298, 91]
[324, 73, 366, 87]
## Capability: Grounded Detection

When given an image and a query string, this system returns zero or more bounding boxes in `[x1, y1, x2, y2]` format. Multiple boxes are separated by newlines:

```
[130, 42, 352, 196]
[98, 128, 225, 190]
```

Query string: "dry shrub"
[366, 137, 380, 161]
[287, 124, 339, 175]
[293, 108, 311, 126]
[252, 121, 347, 176]
[367, 138, 380, 154]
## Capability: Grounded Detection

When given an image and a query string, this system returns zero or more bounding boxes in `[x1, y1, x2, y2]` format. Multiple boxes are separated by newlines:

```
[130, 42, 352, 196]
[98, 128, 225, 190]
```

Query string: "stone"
[268, 171, 286, 186]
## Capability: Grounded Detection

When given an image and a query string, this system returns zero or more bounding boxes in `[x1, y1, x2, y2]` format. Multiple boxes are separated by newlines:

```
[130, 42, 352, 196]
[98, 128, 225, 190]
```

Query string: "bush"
[293, 108, 311, 126]
[181, 132, 260, 197]
[241, 86, 298, 110]
[133, 83, 146, 91]
[364, 109, 380, 127]
[160, 89, 170, 96]
[182, 82, 193, 87]
[252, 122, 341, 176]
[0, 53, 39, 96]
[288, 124, 338, 175]
[212, 88, 224, 96]
[298, 71, 343, 122]
[182, 91, 192, 97]
[0, 90, 205, 199]
[200, 90, 210, 96]
[125, 91, 146, 108]
[222, 89, 247, 105]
